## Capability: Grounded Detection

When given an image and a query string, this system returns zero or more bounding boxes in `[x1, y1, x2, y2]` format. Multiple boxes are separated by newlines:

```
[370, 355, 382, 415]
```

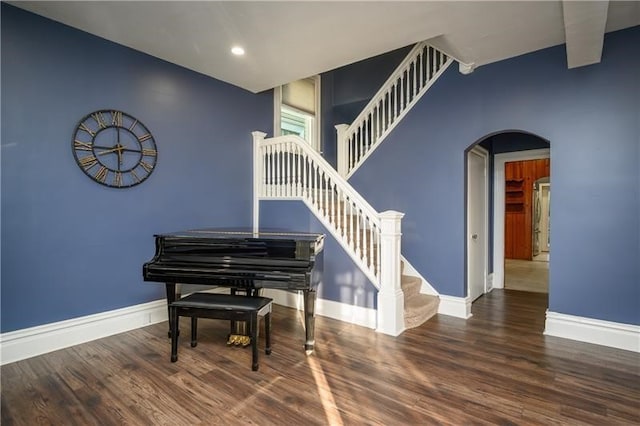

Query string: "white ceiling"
[9, 1, 640, 93]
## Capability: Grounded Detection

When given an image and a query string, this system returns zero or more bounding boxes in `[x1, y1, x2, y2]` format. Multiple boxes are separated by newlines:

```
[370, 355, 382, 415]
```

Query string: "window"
[274, 76, 321, 152]
[281, 107, 311, 139]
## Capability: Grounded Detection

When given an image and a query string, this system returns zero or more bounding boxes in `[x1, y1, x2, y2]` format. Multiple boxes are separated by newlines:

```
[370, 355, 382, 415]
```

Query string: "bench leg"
[265, 311, 272, 355]
[170, 307, 179, 362]
[250, 313, 259, 371]
[191, 317, 198, 347]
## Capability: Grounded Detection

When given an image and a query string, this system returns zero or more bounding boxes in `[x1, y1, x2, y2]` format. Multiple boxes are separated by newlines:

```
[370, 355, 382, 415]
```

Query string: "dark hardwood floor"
[2, 290, 639, 425]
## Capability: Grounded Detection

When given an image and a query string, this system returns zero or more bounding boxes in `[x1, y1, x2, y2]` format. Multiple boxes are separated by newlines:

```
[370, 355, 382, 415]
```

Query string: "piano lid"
[155, 228, 324, 242]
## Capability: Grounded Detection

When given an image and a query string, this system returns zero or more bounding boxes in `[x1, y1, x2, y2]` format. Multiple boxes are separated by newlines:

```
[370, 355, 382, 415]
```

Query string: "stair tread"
[401, 275, 422, 296]
[405, 294, 439, 310]
[404, 294, 439, 329]
[401, 274, 421, 284]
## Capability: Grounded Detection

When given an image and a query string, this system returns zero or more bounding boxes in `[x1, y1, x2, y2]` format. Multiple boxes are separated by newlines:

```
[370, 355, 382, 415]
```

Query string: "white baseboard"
[492, 270, 504, 289]
[487, 273, 494, 292]
[8, 297, 633, 366]
[0, 292, 378, 365]
[438, 295, 472, 319]
[545, 311, 640, 353]
[262, 289, 377, 330]
[0, 300, 168, 366]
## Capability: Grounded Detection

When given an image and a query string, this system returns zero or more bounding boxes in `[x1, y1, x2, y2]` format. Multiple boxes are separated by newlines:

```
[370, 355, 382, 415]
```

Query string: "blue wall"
[1, 5, 273, 332]
[4, 4, 636, 332]
[348, 27, 640, 325]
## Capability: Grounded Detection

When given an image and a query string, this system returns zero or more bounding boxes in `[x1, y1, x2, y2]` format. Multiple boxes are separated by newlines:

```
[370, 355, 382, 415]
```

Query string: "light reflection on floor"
[286, 291, 344, 424]
[307, 355, 344, 425]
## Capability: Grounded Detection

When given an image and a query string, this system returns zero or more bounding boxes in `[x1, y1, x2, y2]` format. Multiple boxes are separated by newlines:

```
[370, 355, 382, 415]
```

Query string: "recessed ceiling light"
[231, 46, 245, 56]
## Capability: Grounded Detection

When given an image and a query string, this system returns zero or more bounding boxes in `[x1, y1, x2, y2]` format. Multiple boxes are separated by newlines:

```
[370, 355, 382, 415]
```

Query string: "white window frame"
[273, 75, 322, 153]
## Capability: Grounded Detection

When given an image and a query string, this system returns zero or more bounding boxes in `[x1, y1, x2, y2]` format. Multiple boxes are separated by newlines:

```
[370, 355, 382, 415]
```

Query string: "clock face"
[72, 110, 157, 188]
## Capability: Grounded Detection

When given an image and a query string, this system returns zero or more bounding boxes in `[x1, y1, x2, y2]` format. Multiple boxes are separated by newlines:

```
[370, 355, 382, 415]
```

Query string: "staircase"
[252, 42, 452, 335]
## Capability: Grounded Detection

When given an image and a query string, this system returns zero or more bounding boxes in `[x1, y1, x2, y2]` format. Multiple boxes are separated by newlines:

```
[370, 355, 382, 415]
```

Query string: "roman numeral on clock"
[74, 140, 93, 151]
[111, 110, 122, 127]
[95, 166, 108, 183]
[92, 112, 107, 129]
[137, 133, 152, 142]
[79, 155, 98, 170]
[78, 123, 95, 137]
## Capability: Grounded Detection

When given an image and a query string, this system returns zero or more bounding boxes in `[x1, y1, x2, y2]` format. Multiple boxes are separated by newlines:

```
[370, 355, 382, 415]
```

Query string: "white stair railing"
[337, 42, 454, 178]
[253, 132, 406, 335]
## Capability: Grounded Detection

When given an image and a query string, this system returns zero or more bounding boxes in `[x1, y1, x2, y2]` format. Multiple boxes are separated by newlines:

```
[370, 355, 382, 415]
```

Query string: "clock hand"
[96, 147, 122, 155]
[118, 147, 143, 153]
[116, 128, 122, 168]
[117, 144, 124, 168]
[96, 145, 128, 157]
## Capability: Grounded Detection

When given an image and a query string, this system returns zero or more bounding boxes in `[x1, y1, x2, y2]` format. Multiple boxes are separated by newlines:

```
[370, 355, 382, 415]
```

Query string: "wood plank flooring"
[2, 290, 639, 425]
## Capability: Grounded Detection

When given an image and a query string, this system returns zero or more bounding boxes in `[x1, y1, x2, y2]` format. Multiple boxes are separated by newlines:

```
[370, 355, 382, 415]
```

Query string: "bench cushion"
[172, 293, 272, 311]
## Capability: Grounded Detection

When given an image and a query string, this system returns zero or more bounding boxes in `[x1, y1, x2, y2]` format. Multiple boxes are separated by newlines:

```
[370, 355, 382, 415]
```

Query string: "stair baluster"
[336, 43, 454, 178]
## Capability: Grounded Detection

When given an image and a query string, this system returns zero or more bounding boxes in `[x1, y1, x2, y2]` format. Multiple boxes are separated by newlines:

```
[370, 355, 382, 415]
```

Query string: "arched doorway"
[466, 130, 550, 302]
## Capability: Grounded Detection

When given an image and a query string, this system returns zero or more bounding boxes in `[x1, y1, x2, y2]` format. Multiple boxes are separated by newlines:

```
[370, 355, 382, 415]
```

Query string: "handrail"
[337, 42, 454, 178]
[261, 136, 381, 224]
[347, 42, 427, 136]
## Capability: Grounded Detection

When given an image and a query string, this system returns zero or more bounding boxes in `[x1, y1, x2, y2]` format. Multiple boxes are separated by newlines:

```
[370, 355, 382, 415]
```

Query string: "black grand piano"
[143, 228, 324, 353]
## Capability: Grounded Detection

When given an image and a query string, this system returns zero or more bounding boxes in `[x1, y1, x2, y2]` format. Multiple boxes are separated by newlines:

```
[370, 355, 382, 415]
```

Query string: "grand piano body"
[143, 228, 324, 353]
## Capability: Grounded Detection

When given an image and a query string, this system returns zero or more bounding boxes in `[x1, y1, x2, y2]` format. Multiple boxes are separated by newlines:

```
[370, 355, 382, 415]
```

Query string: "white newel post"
[376, 210, 405, 336]
[335, 124, 349, 177]
[251, 131, 266, 234]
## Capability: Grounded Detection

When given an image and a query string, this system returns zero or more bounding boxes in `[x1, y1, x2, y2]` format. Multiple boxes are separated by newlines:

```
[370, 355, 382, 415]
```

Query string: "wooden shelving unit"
[505, 179, 524, 212]
[505, 159, 550, 260]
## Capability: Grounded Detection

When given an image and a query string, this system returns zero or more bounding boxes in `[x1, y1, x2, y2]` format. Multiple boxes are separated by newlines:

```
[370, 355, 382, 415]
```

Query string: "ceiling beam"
[562, 0, 609, 69]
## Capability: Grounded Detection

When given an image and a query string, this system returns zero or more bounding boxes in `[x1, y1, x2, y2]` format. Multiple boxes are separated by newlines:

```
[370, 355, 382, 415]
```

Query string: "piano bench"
[169, 292, 273, 371]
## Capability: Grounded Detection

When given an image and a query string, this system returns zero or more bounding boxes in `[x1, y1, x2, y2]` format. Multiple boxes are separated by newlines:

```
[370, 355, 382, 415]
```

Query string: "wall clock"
[72, 109, 158, 188]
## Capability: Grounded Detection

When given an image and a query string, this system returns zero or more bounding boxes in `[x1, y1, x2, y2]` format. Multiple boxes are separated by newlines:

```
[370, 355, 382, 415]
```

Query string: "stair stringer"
[401, 255, 438, 296]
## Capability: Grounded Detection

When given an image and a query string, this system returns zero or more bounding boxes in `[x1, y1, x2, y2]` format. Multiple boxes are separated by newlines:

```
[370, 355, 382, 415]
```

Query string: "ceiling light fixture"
[231, 46, 245, 56]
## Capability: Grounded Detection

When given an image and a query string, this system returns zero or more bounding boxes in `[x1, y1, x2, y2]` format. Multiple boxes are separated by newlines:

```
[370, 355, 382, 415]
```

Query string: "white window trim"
[273, 85, 283, 138]
[273, 75, 322, 153]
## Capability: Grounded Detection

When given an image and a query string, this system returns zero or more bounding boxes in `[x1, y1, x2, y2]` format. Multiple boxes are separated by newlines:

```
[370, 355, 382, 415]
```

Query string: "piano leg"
[303, 289, 317, 354]
[165, 283, 180, 338]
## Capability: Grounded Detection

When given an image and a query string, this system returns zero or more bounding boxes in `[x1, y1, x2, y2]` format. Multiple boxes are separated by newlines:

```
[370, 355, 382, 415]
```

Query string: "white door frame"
[539, 183, 551, 253]
[492, 148, 550, 289]
[467, 145, 489, 299]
